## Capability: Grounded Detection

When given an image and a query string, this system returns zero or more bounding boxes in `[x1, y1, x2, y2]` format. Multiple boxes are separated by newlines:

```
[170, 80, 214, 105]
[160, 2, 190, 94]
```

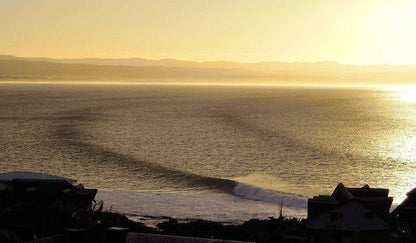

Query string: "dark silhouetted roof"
[0, 171, 75, 183]
[392, 187, 416, 221]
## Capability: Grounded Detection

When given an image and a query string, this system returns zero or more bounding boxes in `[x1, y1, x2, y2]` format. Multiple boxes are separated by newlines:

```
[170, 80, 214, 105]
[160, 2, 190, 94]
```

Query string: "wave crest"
[232, 182, 308, 208]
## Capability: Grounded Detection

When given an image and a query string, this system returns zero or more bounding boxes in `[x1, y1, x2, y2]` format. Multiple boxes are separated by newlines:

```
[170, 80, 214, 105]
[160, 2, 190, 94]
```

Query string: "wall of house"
[306, 200, 391, 231]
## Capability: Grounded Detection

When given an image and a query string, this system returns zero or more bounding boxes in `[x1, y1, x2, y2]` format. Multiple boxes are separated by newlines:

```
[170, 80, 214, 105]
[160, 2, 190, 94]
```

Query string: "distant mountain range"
[1, 54, 416, 84]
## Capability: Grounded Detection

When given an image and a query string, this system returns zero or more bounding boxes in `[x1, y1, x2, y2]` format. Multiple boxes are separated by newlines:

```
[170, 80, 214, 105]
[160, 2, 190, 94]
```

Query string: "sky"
[1, 0, 416, 65]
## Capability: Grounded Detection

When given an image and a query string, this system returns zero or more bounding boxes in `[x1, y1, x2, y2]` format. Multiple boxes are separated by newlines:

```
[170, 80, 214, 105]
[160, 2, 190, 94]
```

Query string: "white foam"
[232, 182, 308, 208]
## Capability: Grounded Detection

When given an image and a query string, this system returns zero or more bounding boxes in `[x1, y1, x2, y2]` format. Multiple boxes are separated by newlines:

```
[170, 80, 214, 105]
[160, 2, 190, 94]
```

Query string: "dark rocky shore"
[0, 199, 303, 243]
[2, 172, 416, 242]
[0, 172, 305, 243]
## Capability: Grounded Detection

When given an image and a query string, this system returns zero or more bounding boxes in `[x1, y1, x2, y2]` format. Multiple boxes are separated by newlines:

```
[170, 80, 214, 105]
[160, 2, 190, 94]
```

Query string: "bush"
[157, 217, 305, 242]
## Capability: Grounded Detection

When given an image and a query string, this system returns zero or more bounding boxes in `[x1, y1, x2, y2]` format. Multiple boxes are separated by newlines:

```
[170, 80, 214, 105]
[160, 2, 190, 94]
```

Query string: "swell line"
[53, 107, 237, 192]
[52, 105, 309, 207]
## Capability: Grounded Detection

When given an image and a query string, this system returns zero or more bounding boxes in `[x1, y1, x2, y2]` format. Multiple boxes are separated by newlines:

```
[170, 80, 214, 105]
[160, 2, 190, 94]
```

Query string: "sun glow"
[362, 1, 416, 64]
[382, 85, 416, 103]
[396, 92, 416, 103]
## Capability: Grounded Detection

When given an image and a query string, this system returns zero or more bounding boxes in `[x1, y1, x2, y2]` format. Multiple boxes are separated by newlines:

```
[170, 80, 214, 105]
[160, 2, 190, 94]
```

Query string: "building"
[392, 187, 416, 222]
[0, 171, 97, 208]
[0, 171, 98, 240]
[391, 187, 416, 242]
[306, 183, 395, 243]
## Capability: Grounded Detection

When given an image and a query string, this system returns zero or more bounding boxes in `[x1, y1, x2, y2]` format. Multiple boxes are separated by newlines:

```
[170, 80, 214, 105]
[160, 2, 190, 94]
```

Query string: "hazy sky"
[1, 0, 415, 64]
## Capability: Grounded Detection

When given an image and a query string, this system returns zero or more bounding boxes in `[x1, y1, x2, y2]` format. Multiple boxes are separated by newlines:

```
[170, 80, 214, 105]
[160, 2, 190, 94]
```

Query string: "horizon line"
[2, 53, 416, 67]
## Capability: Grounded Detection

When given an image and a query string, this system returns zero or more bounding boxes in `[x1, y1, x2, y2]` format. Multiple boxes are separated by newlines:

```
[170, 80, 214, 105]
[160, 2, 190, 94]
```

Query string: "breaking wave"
[232, 182, 308, 208]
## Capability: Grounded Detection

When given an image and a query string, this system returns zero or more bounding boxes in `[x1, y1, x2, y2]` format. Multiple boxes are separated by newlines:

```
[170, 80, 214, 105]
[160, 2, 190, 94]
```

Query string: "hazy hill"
[0, 55, 243, 69]
[1, 55, 416, 84]
[0, 59, 268, 82]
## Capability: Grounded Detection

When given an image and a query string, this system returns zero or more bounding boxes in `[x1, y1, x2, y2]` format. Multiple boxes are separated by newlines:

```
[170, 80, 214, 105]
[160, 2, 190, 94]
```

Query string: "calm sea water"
[1, 83, 415, 221]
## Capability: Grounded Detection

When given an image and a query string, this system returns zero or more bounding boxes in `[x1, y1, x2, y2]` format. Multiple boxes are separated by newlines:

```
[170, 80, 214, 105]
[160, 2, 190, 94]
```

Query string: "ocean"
[1, 82, 415, 222]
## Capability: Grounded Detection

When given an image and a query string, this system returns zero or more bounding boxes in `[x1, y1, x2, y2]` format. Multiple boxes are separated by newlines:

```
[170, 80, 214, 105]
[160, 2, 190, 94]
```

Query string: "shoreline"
[95, 189, 308, 226]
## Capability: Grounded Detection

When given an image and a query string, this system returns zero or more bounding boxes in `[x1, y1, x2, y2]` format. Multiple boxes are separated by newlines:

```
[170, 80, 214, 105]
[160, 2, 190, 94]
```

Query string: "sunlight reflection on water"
[396, 92, 416, 103]
[380, 88, 416, 202]
[2, 83, 416, 207]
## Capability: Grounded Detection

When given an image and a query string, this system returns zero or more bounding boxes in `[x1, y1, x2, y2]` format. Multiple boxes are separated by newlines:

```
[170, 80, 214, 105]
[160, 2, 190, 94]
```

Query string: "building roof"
[391, 187, 416, 220]
[0, 171, 75, 183]
[331, 183, 390, 200]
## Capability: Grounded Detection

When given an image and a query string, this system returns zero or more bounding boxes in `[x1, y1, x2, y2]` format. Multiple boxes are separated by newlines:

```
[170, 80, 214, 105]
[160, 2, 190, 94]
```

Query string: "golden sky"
[1, 0, 415, 64]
